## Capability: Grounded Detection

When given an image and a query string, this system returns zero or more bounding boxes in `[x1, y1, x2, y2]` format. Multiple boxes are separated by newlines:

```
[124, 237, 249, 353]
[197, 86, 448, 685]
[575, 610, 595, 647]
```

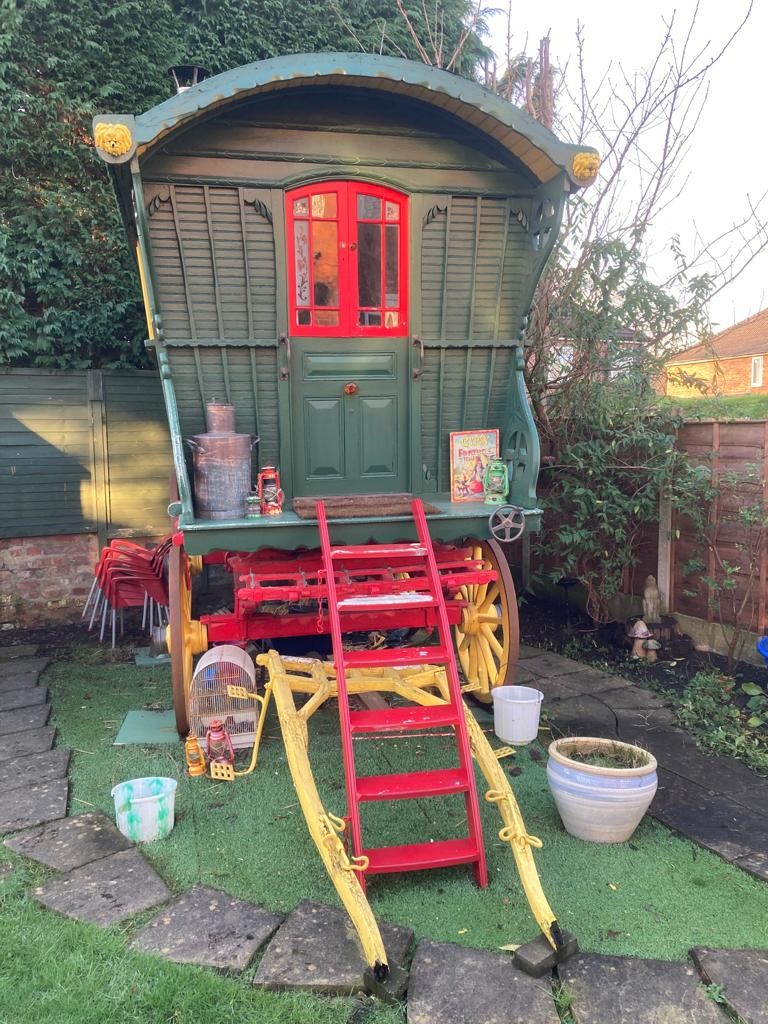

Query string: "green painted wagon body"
[97, 53, 596, 554]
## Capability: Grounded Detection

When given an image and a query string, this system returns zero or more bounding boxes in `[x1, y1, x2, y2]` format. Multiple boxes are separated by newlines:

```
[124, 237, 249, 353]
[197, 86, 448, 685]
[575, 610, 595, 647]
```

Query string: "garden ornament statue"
[643, 575, 661, 624]
[627, 619, 654, 660]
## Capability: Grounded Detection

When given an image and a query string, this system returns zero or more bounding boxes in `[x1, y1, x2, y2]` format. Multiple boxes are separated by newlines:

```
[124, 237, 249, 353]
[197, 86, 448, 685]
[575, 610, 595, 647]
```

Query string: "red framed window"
[286, 181, 408, 336]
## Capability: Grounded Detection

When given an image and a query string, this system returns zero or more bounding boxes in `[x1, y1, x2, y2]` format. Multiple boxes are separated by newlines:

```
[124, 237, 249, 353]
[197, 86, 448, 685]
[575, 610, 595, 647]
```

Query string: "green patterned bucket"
[111, 777, 177, 842]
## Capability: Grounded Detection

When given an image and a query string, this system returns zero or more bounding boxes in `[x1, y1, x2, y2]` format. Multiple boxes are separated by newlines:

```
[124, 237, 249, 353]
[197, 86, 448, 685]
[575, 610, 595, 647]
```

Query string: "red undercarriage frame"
[196, 544, 498, 645]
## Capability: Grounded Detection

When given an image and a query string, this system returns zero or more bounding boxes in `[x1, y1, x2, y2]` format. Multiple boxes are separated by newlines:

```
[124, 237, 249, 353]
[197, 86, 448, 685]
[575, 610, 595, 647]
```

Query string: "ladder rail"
[315, 501, 366, 872]
[411, 497, 488, 887]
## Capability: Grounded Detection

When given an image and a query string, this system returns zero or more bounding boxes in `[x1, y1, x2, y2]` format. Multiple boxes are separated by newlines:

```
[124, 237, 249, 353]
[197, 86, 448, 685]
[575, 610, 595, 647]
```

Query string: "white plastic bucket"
[492, 685, 544, 745]
[111, 776, 177, 843]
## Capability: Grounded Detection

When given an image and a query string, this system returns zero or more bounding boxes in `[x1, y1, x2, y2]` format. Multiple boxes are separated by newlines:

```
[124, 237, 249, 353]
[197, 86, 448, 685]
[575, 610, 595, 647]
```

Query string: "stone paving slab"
[0, 747, 70, 792]
[0, 703, 51, 736]
[544, 694, 619, 738]
[518, 644, 544, 659]
[691, 948, 768, 1024]
[652, 769, 768, 875]
[0, 644, 38, 661]
[0, 672, 41, 693]
[613, 706, 678, 736]
[733, 850, 768, 882]
[512, 664, 539, 684]
[133, 885, 283, 972]
[529, 672, 604, 703]
[253, 899, 414, 995]
[0, 778, 68, 833]
[0, 685, 48, 712]
[407, 939, 559, 1024]
[0, 725, 55, 763]
[4, 811, 129, 871]
[560, 953, 723, 1023]
[0, 657, 49, 679]
[523, 653, 595, 679]
[598, 686, 670, 711]
[33, 847, 171, 926]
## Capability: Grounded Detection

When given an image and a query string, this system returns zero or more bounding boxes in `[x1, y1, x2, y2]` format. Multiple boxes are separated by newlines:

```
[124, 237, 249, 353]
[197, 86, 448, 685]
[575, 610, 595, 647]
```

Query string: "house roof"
[94, 52, 597, 189]
[668, 308, 768, 364]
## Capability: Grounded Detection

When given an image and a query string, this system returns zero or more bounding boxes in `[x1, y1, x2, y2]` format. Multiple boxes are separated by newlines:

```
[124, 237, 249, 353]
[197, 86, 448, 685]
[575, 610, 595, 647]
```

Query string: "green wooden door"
[291, 338, 409, 496]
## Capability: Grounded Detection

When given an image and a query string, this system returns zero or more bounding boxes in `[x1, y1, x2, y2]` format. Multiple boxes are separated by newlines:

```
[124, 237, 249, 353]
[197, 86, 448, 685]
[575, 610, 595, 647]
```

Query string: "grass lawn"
[663, 392, 768, 420]
[3, 645, 768, 1022]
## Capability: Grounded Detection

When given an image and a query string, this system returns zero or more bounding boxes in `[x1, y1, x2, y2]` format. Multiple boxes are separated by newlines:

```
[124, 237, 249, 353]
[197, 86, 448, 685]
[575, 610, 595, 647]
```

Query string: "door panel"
[291, 338, 408, 497]
[303, 398, 344, 480]
[360, 397, 398, 477]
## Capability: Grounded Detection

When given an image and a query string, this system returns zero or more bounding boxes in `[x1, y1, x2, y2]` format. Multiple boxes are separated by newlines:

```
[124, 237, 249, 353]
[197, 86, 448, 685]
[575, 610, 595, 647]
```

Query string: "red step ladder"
[316, 498, 488, 889]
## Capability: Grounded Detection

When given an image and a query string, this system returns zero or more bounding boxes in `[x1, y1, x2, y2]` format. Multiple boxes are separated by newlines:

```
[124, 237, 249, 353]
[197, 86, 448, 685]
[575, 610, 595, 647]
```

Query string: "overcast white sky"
[486, 0, 767, 332]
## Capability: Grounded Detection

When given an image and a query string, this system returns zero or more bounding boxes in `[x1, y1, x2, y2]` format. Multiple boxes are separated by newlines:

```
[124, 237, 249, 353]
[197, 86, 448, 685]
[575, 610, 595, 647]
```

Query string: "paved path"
[514, 645, 768, 882]
[1, 642, 767, 1023]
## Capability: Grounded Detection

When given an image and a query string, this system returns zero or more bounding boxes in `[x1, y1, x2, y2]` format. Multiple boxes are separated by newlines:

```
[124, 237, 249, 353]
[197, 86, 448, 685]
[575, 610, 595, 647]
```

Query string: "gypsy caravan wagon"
[94, 53, 598, 995]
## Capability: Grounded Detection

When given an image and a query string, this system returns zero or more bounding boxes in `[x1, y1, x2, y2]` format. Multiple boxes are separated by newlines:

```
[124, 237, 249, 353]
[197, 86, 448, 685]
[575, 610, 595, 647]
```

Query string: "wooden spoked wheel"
[168, 544, 207, 736]
[453, 538, 520, 703]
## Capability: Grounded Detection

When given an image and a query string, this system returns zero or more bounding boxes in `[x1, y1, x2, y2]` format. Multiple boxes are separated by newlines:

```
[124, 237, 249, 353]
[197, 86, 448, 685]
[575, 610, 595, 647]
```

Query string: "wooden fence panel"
[0, 369, 171, 541]
[671, 420, 768, 634]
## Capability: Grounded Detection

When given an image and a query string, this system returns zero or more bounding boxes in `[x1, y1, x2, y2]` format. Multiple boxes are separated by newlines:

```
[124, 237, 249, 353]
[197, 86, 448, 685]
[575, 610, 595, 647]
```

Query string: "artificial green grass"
[32, 653, 768, 963]
[4, 647, 768, 1022]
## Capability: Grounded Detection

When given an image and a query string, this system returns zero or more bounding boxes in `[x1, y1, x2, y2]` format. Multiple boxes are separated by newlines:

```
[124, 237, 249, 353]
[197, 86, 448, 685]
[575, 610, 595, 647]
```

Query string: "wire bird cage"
[188, 645, 258, 750]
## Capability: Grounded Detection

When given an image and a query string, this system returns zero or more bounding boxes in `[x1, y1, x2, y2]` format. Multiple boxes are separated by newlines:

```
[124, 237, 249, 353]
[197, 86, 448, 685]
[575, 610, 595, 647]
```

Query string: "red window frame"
[286, 181, 408, 337]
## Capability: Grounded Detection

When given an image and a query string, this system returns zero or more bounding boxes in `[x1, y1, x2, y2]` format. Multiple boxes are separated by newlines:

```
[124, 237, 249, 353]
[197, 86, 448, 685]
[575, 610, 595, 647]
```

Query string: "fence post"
[87, 370, 109, 550]
[657, 486, 673, 616]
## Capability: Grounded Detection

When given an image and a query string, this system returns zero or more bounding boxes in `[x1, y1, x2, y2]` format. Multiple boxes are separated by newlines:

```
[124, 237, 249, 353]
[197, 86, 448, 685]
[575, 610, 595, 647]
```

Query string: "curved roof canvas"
[95, 52, 597, 190]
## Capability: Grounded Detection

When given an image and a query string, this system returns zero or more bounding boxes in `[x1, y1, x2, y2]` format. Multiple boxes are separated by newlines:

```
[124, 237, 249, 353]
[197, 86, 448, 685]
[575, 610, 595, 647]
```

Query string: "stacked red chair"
[82, 537, 172, 648]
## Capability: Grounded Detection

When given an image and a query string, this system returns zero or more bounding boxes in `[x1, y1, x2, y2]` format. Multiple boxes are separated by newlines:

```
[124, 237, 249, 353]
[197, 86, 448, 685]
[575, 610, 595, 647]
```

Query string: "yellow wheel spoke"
[478, 636, 498, 681]
[479, 583, 500, 613]
[479, 613, 500, 625]
[482, 624, 504, 659]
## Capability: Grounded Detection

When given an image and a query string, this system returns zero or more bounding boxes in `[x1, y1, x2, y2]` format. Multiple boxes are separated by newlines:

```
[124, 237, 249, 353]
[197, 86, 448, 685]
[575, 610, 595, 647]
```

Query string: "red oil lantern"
[205, 718, 235, 765]
[257, 465, 284, 516]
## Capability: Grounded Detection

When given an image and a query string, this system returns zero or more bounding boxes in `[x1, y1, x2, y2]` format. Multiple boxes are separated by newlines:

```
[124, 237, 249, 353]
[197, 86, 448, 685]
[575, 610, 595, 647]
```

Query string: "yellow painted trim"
[135, 242, 156, 341]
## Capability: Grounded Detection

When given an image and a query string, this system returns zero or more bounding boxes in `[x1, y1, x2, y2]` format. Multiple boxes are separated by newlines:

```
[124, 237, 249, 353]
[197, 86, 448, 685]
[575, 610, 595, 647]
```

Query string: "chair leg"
[82, 576, 99, 619]
[120, 607, 125, 637]
[142, 592, 149, 631]
[112, 608, 117, 649]
[88, 590, 103, 632]
[99, 599, 109, 642]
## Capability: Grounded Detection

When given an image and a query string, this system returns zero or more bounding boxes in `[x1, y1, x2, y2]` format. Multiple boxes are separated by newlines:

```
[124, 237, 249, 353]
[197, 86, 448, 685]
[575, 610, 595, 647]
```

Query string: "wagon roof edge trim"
[96, 52, 596, 188]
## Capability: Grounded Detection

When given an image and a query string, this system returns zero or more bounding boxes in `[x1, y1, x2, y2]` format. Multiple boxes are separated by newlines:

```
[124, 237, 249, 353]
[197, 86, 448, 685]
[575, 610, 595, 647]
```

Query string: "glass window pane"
[311, 192, 337, 218]
[312, 220, 339, 307]
[297, 309, 311, 326]
[293, 197, 309, 216]
[357, 194, 381, 220]
[385, 225, 399, 306]
[315, 310, 339, 326]
[358, 311, 382, 327]
[385, 201, 399, 221]
[384, 311, 399, 328]
[357, 223, 381, 308]
[294, 220, 310, 307]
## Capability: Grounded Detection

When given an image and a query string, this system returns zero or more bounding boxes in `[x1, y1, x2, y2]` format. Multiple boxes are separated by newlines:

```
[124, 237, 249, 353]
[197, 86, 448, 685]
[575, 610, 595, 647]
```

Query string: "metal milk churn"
[187, 402, 258, 520]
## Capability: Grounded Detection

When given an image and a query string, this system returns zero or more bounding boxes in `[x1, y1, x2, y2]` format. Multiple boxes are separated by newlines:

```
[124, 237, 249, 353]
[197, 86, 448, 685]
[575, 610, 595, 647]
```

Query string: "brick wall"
[666, 355, 768, 396]
[0, 533, 100, 629]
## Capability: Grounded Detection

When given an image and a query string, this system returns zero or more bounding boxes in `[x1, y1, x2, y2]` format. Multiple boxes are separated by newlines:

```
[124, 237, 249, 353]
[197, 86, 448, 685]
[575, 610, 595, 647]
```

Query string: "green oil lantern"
[483, 457, 509, 505]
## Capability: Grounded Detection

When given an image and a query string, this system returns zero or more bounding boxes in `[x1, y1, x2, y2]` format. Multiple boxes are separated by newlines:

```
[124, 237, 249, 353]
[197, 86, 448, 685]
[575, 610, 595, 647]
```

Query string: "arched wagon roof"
[96, 52, 598, 190]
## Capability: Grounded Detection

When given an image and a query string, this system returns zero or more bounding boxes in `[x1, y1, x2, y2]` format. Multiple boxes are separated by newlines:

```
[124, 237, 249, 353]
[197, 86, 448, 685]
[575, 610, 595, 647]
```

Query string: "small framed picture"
[449, 429, 499, 502]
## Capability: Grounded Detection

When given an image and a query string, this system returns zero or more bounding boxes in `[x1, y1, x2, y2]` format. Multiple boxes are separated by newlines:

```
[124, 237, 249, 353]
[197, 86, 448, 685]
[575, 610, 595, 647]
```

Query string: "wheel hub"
[166, 618, 208, 656]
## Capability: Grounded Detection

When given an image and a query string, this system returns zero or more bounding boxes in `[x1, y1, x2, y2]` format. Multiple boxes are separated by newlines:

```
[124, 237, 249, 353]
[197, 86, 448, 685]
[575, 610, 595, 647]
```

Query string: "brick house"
[665, 308, 768, 397]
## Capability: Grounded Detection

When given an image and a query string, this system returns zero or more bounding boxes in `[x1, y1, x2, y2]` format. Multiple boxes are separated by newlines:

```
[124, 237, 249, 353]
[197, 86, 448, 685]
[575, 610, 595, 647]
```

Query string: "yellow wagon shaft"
[256, 650, 563, 991]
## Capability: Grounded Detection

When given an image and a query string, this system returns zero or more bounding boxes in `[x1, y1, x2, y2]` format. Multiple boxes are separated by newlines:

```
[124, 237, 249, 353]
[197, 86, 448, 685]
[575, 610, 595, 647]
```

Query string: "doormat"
[114, 710, 178, 745]
[292, 493, 442, 520]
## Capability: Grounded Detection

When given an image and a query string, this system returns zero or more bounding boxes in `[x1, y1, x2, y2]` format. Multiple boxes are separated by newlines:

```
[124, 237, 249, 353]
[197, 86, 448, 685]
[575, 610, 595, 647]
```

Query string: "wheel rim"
[168, 544, 194, 736]
[453, 538, 520, 703]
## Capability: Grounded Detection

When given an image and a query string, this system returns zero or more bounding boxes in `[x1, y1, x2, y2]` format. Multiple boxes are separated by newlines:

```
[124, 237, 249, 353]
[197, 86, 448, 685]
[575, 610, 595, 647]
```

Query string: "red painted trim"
[286, 181, 408, 337]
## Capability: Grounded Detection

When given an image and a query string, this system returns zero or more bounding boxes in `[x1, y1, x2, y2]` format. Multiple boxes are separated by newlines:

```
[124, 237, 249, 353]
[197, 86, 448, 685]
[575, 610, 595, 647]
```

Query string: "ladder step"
[337, 593, 436, 611]
[331, 543, 428, 560]
[356, 768, 469, 802]
[343, 647, 449, 669]
[363, 837, 481, 875]
[349, 704, 458, 734]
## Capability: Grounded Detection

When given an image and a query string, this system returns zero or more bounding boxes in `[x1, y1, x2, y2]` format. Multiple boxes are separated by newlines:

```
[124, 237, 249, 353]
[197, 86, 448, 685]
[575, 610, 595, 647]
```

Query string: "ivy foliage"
[0, 0, 480, 369]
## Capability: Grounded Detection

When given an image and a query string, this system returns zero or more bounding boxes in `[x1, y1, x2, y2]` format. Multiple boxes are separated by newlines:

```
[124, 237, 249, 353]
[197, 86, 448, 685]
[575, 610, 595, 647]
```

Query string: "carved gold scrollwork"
[94, 122, 133, 157]
[572, 151, 600, 181]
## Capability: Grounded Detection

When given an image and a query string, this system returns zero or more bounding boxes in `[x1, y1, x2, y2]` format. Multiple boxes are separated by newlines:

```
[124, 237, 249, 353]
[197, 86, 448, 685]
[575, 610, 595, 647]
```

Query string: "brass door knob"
[343, 382, 359, 396]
